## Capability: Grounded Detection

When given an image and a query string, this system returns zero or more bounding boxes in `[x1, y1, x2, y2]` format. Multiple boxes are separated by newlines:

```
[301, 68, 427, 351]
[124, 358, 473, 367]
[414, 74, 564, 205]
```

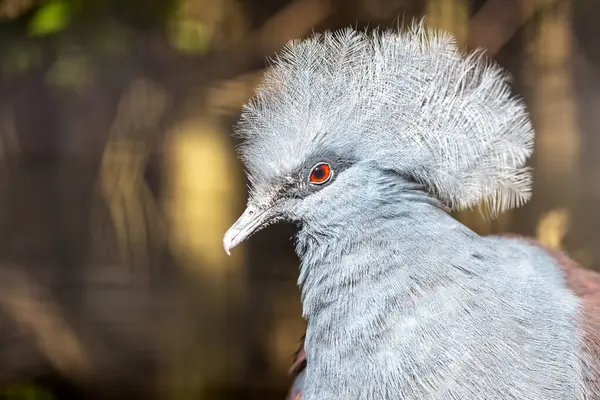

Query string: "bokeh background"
[0, 0, 598, 398]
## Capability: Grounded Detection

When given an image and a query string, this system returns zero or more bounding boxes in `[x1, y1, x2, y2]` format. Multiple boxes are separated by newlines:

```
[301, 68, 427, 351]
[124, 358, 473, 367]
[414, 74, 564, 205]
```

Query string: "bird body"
[287, 234, 600, 399]
[223, 21, 600, 399]
[297, 194, 585, 399]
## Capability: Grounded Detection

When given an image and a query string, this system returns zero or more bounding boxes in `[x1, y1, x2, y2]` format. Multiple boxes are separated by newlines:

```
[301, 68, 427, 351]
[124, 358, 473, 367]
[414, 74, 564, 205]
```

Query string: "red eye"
[309, 162, 332, 184]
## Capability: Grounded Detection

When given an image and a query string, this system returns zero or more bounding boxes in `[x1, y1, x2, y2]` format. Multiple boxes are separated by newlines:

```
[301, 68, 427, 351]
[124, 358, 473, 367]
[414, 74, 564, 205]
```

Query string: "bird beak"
[223, 204, 274, 255]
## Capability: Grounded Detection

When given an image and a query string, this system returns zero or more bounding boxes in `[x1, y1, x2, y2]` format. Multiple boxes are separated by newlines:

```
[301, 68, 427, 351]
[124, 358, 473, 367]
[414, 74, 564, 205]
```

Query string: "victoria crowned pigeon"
[223, 22, 600, 399]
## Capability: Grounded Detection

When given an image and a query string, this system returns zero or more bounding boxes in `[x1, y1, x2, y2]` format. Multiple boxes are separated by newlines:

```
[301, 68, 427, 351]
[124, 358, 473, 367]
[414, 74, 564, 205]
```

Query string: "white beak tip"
[223, 239, 232, 256]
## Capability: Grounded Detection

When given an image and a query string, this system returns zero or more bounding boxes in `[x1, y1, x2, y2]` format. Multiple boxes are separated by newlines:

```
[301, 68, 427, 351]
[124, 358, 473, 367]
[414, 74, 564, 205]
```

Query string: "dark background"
[0, 0, 598, 398]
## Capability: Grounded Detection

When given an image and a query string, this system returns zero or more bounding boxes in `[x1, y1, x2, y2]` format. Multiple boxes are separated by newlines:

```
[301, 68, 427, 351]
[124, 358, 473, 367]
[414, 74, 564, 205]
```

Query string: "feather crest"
[235, 20, 534, 215]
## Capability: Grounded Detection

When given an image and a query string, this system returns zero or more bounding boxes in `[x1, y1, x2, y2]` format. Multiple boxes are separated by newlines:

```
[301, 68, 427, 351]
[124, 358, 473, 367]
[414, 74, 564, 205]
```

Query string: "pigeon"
[223, 21, 600, 399]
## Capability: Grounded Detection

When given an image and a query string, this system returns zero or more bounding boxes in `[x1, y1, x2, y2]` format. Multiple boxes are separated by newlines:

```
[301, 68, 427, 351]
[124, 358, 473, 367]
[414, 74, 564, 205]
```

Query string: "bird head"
[223, 21, 534, 255]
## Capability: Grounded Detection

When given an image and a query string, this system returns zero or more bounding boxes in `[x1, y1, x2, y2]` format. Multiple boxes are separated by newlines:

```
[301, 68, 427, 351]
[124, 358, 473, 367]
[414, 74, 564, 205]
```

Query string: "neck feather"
[295, 189, 483, 321]
[292, 181, 585, 399]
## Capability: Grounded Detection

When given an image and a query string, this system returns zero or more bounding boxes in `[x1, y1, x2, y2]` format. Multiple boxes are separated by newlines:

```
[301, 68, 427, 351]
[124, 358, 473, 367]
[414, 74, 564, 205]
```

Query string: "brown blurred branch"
[251, 0, 333, 54]
[145, 0, 335, 90]
[0, 0, 45, 20]
[97, 79, 170, 277]
[0, 265, 99, 383]
[468, 0, 565, 55]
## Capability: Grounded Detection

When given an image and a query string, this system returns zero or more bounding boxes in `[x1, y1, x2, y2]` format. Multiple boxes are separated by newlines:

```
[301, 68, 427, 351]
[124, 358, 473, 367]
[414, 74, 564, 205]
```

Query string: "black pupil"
[313, 166, 325, 180]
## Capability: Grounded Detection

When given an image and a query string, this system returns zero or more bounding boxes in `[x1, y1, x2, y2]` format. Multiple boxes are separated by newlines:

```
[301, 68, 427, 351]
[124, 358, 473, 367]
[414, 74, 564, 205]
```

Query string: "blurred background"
[0, 0, 598, 398]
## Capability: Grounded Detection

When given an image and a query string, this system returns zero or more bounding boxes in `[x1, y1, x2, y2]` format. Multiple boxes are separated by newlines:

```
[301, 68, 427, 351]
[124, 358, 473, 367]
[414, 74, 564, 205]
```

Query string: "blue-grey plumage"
[223, 21, 600, 399]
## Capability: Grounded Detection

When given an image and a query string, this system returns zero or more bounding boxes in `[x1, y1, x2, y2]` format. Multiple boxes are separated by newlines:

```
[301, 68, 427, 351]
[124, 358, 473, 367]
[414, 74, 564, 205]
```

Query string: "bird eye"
[309, 162, 332, 184]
